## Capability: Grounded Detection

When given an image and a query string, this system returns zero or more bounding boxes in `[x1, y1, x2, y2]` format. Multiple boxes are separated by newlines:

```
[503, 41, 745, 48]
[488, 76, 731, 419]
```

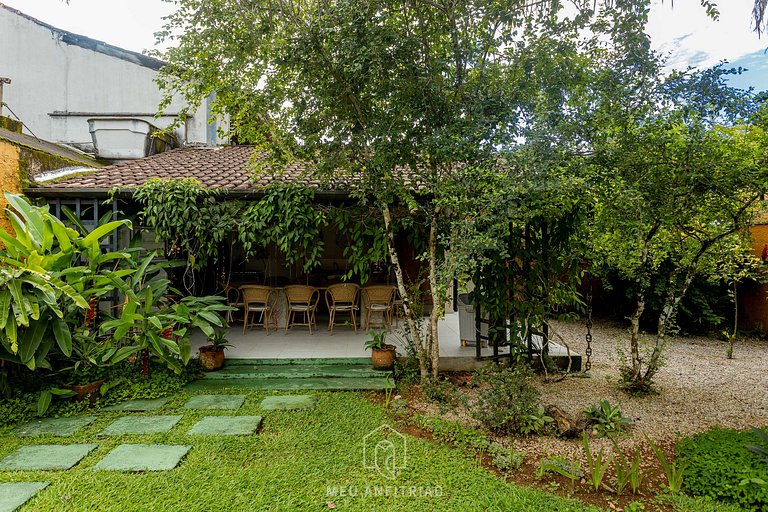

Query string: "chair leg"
[351, 309, 357, 333]
[285, 310, 291, 334]
[243, 306, 248, 335]
[328, 309, 335, 335]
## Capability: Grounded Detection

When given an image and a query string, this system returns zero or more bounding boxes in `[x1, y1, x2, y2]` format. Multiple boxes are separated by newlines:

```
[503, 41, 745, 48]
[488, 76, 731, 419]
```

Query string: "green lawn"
[0, 390, 595, 511]
[0, 390, 744, 511]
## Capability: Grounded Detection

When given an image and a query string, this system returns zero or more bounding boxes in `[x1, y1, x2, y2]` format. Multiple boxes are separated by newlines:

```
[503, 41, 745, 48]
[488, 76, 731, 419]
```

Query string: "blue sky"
[2, 0, 767, 91]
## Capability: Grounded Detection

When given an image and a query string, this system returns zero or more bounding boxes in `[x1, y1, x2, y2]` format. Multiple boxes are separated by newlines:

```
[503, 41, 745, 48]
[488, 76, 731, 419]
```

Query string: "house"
[0, 3, 226, 160]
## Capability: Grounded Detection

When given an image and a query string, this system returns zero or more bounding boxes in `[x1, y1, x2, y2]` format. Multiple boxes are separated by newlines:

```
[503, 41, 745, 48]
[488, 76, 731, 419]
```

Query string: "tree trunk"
[380, 203, 429, 380]
[427, 206, 442, 377]
[629, 290, 645, 381]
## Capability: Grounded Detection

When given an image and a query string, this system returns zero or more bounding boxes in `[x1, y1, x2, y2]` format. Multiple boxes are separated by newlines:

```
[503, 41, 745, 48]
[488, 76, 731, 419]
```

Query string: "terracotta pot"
[199, 345, 225, 371]
[65, 379, 105, 404]
[371, 344, 396, 371]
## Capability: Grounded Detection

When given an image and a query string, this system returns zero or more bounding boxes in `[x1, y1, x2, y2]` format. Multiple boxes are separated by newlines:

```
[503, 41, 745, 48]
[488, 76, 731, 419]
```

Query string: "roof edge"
[23, 187, 352, 202]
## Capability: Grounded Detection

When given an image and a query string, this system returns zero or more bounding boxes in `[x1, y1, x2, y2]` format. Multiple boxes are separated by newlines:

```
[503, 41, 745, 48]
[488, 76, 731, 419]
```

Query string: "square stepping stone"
[182, 394, 246, 410]
[93, 444, 190, 472]
[0, 444, 97, 471]
[0, 482, 49, 512]
[102, 397, 170, 411]
[99, 415, 182, 436]
[14, 416, 96, 437]
[188, 416, 263, 435]
[260, 395, 316, 411]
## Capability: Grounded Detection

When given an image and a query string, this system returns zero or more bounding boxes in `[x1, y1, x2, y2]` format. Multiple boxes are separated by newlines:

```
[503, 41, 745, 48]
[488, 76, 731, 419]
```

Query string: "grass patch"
[0, 390, 598, 511]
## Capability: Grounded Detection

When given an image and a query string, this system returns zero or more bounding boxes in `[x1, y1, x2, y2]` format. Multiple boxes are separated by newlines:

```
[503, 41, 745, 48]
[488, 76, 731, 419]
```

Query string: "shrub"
[470, 365, 541, 435]
[417, 416, 490, 453]
[677, 427, 768, 511]
[422, 377, 458, 406]
[488, 442, 525, 472]
[584, 400, 631, 436]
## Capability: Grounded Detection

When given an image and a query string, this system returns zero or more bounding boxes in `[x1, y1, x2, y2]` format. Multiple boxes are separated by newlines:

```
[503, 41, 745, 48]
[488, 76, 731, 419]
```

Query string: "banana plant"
[0, 193, 130, 369]
[99, 252, 232, 373]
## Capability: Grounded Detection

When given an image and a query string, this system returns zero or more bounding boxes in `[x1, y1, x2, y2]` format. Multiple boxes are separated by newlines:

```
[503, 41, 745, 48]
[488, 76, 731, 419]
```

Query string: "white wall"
[0, 6, 227, 150]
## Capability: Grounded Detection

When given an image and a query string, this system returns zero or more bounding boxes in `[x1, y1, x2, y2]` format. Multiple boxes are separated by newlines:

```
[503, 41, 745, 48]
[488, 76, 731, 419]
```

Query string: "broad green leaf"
[8, 280, 29, 327]
[5, 193, 46, 248]
[0, 289, 10, 329]
[81, 220, 130, 249]
[52, 318, 73, 357]
[5, 319, 17, 354]
[18, 319, 47, 364]
[37, 390, 52, 416]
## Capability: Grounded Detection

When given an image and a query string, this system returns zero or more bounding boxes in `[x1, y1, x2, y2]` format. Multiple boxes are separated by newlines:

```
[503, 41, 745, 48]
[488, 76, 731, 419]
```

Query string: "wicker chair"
[325, 283, 360, 334]
[362, 285, 396, 330]
[241, 285, 276, 335]
[284, 285, 319, 334]
[223, 284, 244, 324]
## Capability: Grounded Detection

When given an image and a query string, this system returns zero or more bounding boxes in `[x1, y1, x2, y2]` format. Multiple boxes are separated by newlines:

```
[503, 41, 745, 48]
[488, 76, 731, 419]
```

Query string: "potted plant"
[199, 329, 232, 371]
[364, 329, 396, 370]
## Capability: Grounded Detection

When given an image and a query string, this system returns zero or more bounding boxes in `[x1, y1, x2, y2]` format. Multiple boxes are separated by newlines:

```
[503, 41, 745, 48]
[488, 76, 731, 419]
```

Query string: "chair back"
[362, 285, 395, 306]
[284, 285, 319, 306]
[326, 283, 359, 307]
[240, 285, 273, 305]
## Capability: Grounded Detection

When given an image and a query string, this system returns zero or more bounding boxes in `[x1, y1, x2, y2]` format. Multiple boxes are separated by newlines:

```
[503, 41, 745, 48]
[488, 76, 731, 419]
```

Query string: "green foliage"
[536, 455, 584, 486]
[746, 427, 768, 462]
[677, 428, 768, 511]
[647, 436, 686, 494]
[518, 405, 555, 436]
[99, 252, 231, 374]
[421, 377, 459, 407]
[416, 415, 490, 454]
[239, 184, 325, 272]
[612, 440, 644, 495]
[584, 400, 631, 436]
[130, 177, 235, 270]
[657, 491, 749, 512]
[363, 329, 388, 351]
[470, 365, 542, 436]
[0, 360, 196, 428]
[328, 206, 389, 284]
[488, 442, 525, 472]
[583, 433, 611, 493]
[133, 179, 328, 276]
[0, 193, 130, 370]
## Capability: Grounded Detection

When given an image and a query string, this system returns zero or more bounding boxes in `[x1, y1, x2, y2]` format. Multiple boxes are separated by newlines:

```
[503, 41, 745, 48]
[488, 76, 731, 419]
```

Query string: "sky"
[2, 0, 767, 89]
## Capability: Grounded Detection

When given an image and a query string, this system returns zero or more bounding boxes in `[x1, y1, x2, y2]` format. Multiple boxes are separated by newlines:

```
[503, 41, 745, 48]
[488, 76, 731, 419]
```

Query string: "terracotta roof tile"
[32, 146, 328, 192]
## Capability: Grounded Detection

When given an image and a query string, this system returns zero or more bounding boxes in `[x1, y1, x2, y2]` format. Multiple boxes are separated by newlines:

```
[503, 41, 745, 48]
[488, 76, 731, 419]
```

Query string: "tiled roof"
[30, 146, 327, 192]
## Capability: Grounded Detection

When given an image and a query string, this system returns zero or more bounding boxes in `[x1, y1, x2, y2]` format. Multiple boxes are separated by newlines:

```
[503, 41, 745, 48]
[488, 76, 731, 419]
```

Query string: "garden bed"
[387, 318, 768, 511]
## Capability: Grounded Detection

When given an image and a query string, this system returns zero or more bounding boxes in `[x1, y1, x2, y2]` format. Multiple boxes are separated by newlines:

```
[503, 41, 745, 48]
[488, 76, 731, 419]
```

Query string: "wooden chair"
[284, 285, 319, 334]
[241, 285, 276, 335]
[362, 285, 396, 330]
[325, 283, 360, 334]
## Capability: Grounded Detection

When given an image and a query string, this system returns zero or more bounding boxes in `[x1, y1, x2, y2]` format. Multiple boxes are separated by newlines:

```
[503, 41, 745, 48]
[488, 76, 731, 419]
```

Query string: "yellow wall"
[0, 140, 21, 234]
[739, 224, 768, 330]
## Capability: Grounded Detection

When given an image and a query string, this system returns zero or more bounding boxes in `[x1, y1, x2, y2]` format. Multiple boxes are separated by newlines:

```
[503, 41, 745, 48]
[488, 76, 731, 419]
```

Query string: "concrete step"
[185, 376, 393, 392]
[203, 364, 386, 380]
[225, 357, 371, 366]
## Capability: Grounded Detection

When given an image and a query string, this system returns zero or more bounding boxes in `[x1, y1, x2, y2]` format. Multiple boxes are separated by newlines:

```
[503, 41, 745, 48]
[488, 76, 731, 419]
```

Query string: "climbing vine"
[129, 179, 392, 283]
[238, 184, 325, 273]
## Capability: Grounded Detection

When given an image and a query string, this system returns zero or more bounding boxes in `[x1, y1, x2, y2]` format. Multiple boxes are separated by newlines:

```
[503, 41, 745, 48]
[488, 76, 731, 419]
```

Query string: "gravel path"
[542, 319, 768, 441]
